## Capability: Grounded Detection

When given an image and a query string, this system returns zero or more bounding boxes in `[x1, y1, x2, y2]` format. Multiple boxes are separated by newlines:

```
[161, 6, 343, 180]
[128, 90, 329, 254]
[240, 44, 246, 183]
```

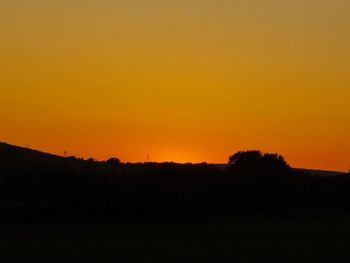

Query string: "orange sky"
[1, 1, 349, 171]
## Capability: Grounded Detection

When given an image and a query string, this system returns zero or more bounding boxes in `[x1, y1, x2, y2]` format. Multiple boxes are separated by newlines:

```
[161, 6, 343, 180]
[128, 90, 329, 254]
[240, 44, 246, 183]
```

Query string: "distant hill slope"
[0, 142, 92, 176]
[0, 142, 347, 176]
[293, 168, 347, 177]
[0, 143, 74, 168]
[215, 163, 347, 176]
[0, 142, 65, 165]
[0, 141, 349, 219]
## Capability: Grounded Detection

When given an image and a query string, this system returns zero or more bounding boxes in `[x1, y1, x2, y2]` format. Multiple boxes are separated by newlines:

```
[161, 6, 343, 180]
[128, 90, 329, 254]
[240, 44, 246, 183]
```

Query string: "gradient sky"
[1, 0, 349, 171]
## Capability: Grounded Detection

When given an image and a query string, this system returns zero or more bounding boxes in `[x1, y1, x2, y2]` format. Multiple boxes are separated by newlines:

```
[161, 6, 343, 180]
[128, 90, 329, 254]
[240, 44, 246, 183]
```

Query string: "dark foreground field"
[1, 143, 350, 262]
[1, 214, 350, 263]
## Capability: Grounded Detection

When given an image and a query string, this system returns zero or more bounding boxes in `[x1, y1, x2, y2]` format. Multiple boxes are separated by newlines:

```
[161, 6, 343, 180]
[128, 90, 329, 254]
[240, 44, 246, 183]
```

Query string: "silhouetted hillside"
[293, 168, 347, 177]
[0, 142, 63, 164]
[0, 142, 345, 177]
[0, 142, 349, 220]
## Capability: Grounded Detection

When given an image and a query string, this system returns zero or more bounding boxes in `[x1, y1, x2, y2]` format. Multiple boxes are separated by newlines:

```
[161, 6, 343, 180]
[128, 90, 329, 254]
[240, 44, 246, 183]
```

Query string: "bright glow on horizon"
[1, 0, 350, 171]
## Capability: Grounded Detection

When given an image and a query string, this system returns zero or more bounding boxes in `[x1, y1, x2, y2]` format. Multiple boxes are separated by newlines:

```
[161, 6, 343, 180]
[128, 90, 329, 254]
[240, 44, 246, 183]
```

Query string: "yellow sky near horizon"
[1, 0, 350, 171]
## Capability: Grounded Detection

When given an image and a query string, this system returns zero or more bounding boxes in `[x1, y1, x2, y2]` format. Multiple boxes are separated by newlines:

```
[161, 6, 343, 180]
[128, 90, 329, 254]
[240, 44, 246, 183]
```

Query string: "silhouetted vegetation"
[0, 142, 349, 220]
[228, 150, 291, 178]
[106, 157, 121, 166]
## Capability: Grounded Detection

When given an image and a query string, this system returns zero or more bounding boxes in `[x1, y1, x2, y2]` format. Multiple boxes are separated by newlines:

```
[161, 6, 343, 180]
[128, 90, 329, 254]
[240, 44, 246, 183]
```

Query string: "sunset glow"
[1, 1, 350, 171]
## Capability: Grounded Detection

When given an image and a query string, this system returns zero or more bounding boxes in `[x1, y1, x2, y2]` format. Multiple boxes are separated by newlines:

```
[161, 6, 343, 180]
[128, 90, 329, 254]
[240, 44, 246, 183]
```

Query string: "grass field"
[1, 214, 350, 263]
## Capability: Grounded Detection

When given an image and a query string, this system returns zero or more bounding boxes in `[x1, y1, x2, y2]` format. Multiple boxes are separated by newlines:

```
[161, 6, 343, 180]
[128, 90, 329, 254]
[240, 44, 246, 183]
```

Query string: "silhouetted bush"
[106, 158, 121, 166]
[228, 150, 291, 179]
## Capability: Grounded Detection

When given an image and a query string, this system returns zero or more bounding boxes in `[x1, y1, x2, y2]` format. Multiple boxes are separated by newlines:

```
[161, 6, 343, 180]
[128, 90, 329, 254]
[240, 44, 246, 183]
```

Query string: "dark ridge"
[293, 168, 347, 177]
[0, 141, 349, 221]
[0, 142, 64, 164]
[0, 142, 345, 176]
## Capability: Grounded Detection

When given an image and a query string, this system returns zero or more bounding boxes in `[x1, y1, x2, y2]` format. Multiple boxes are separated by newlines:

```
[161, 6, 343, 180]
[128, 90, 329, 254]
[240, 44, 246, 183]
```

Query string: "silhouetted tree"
[106, 157, 121, 166]
[228, 150, 291, 179]
[261, 153, 291, 176]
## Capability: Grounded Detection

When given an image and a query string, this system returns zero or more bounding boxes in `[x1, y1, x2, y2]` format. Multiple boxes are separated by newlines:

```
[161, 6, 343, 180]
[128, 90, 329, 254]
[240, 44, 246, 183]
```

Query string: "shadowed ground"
[1, 214, 350, 263]
[1, 143, 350, 262]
